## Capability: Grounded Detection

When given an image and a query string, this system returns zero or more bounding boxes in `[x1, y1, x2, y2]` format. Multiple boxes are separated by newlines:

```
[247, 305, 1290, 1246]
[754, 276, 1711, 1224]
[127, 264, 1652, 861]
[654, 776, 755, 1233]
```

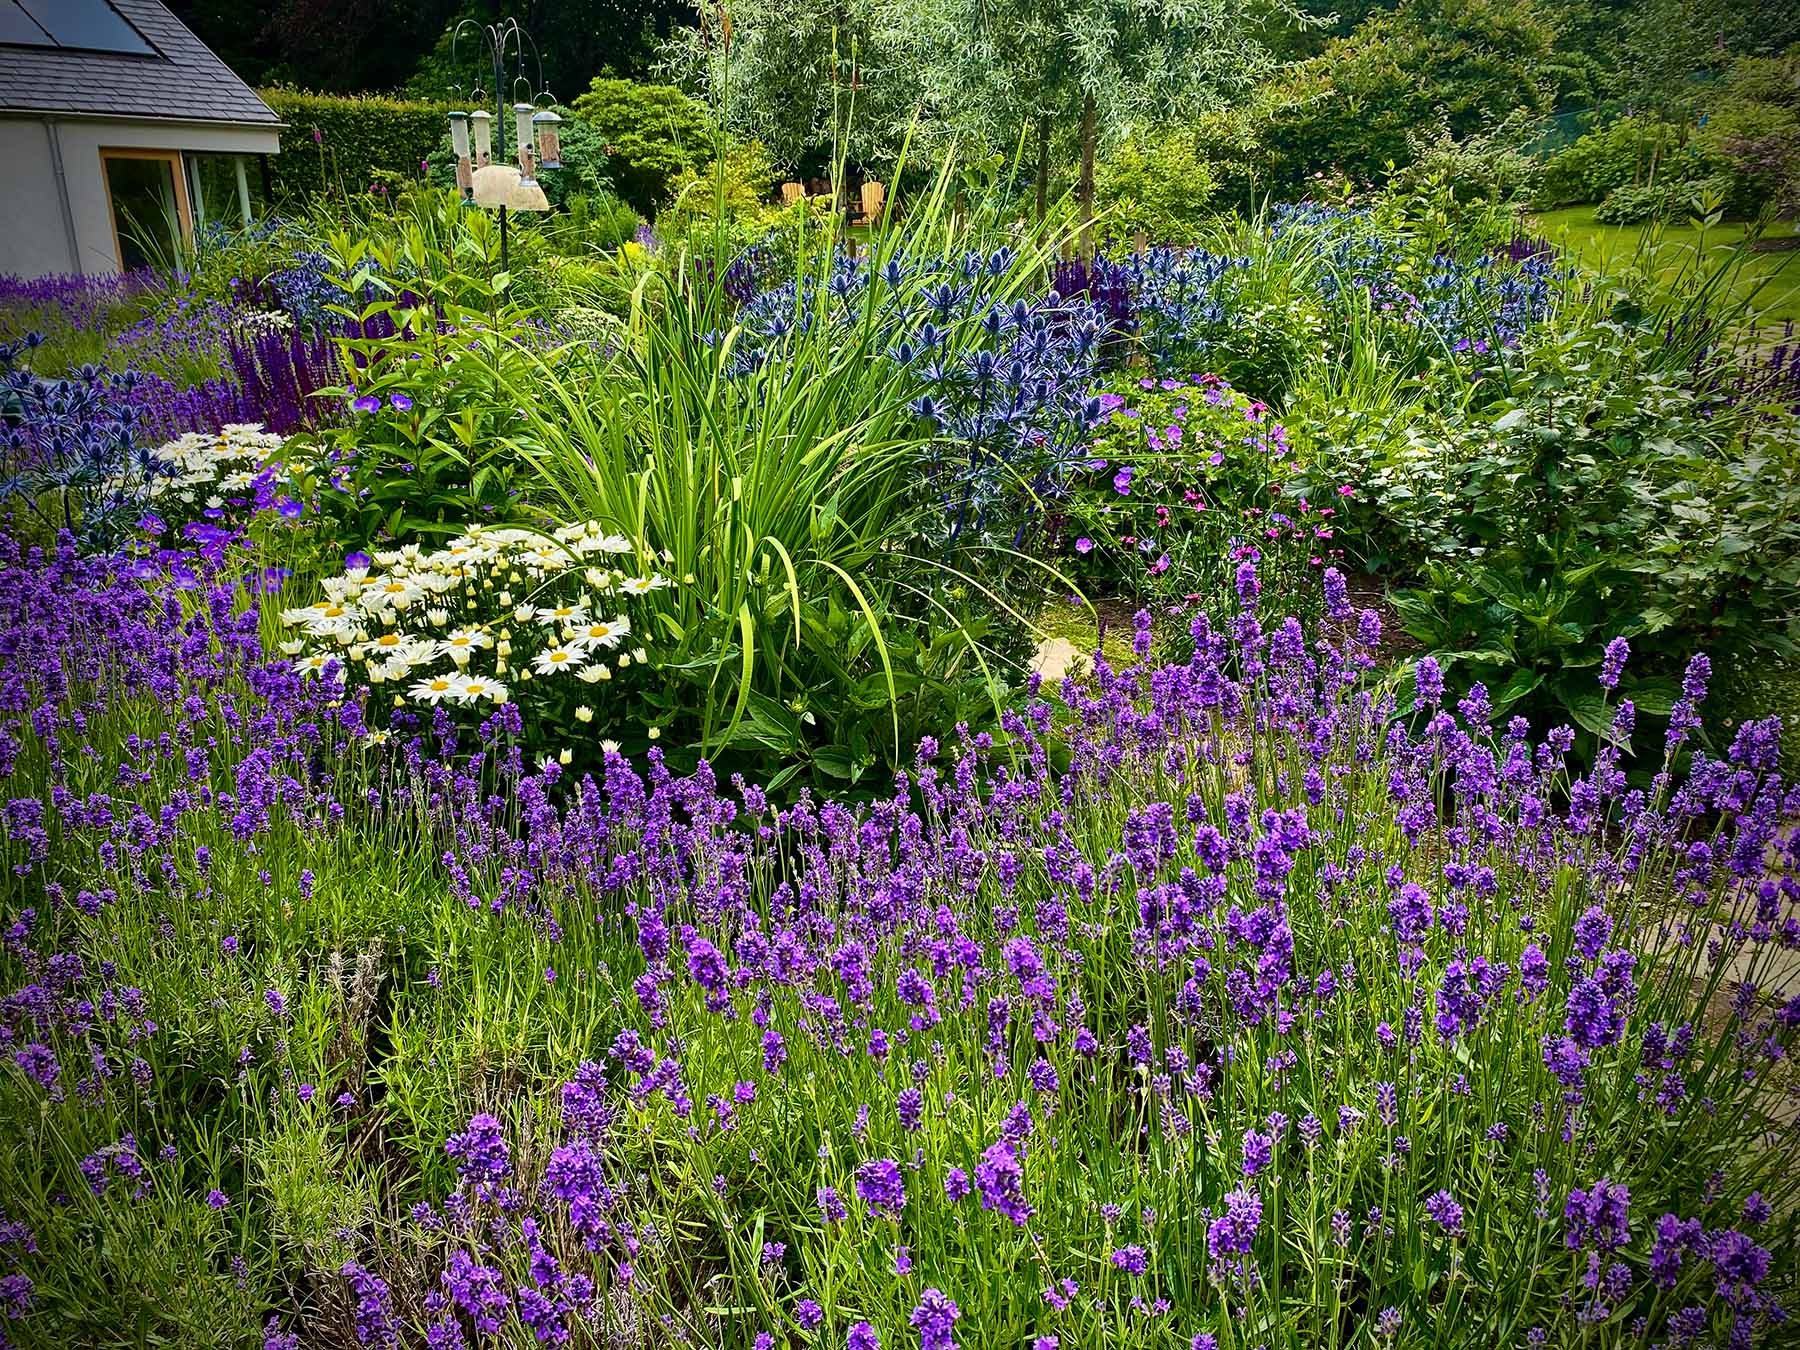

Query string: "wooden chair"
[780, 181, 805, 207]
[859, 180, 886, 227]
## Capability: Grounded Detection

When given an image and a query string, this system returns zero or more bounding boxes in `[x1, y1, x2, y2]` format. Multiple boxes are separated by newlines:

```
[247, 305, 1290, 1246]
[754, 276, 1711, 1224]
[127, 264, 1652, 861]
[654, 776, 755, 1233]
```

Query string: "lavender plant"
[0, 270, 153, 373]
[2, 540, 1795, 1348]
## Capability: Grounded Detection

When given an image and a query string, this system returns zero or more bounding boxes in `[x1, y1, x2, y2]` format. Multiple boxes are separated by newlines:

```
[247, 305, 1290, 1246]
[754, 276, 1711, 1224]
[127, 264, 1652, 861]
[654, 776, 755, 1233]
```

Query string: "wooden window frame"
[99, 147, 193, 270]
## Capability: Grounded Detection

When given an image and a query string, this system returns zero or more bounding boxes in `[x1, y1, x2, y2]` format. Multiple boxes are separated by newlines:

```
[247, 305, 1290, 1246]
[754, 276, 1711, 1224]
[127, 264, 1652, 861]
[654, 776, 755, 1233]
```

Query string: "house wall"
[0, 119, 77, 278]
[0, 116, 280, 279]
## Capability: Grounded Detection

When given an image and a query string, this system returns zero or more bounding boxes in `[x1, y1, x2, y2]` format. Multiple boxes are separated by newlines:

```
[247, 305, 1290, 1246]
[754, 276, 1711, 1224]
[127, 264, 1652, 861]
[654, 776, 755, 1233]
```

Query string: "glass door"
[101, 150, 190, 271]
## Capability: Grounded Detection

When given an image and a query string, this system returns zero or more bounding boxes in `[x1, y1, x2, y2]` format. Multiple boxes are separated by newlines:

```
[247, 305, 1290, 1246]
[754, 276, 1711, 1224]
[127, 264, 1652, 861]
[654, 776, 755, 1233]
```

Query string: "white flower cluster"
[146, 423, 288, 512]
[232, 308, 293, 340]
[279, 523, 667, 710]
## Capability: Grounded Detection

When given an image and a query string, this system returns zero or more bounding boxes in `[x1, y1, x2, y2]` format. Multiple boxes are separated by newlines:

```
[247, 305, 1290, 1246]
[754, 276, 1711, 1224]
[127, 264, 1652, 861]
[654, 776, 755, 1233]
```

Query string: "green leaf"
[1493, 667, 1543, 709]
[1560, 687, 1612, 737]
[1622, 677, 1679, 718]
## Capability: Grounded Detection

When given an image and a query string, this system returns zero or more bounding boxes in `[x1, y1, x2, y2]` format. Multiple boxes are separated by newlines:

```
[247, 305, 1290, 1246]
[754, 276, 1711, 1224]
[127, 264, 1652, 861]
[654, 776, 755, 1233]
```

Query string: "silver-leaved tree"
[663, 0, 1290, 242]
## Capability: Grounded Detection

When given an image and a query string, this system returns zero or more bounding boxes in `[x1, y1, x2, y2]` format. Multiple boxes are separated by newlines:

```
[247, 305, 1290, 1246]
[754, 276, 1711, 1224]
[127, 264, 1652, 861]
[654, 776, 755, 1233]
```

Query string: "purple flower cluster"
[3, 521, 1796, 1350]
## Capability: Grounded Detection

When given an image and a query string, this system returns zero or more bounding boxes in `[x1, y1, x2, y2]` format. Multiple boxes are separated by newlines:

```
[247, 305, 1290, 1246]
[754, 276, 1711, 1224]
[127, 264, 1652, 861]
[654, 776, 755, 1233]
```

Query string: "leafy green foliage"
[305, 193, 543, 545]
[1204, 0, 1560, 203]
[1536, 117, 1686, 210]
[1592, 176, 1733, 224]
[568, 79, 714, 214]
[661, 139, 783, 233]
[260, 88, 450, 202]
[1094, 131, 1217, 245]
[1338, 300, 1800, 740]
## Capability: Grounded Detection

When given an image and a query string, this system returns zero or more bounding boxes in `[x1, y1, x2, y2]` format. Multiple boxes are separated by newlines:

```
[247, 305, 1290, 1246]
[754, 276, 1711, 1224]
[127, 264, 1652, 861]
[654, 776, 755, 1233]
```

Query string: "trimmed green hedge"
[261, 88, 452, 201]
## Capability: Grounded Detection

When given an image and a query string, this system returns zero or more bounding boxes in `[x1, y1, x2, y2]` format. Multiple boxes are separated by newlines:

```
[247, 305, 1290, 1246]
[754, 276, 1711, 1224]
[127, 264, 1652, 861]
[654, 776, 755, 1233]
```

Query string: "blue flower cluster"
[266, 251, 338, 330]
[0, 337, 174, 548]
[1279, 202, 1556, 353]
[725, 248, 1109, 547]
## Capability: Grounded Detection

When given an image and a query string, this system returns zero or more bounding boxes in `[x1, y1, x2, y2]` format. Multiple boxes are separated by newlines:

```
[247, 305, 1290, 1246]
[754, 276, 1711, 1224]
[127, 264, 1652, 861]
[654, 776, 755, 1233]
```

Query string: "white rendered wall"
[0, 116, 280, 278]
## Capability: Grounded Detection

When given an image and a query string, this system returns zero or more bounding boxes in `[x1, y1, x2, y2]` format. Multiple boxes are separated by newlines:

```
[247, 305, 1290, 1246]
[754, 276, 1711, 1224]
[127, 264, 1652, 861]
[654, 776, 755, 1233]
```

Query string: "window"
[2, 0, 154, 54]
[102, 150, 190, 271]
[186, 154, 261, 232]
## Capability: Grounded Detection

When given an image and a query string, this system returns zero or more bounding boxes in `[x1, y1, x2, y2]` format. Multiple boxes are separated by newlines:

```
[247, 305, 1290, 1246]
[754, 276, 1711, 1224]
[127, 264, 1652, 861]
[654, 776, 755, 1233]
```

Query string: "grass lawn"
[1532, 205, 1800, 329]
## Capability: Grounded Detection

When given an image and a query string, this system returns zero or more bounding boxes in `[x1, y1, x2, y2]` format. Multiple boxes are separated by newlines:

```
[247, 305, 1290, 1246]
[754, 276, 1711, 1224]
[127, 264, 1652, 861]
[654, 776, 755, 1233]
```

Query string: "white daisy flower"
[532, 645, 584, 675]
[537, 600, 590, 626]
[570, 615, 630, 649]
[452, 675, 508, 704]
[409, 673, 458, 704]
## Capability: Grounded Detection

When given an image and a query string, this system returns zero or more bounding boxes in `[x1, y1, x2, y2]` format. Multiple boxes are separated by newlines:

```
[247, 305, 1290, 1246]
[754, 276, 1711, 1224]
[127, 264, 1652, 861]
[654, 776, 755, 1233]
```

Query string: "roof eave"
[0, 107, 285, 131]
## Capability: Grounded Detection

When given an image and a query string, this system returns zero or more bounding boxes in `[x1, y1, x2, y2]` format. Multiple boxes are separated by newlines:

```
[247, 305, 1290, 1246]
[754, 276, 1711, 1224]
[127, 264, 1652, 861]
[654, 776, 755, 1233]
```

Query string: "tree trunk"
[1035, 111, 1051, 224]
[1078, 91, 1096, 257]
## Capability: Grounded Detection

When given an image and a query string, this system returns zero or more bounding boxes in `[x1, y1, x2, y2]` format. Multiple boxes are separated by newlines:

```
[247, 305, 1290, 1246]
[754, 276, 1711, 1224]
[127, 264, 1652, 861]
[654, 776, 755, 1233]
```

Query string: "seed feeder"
[448, 111, 474, 202]
[449, 16, 560, 269]
[469, 110, 492, 168]
[533, 108, 563, 170]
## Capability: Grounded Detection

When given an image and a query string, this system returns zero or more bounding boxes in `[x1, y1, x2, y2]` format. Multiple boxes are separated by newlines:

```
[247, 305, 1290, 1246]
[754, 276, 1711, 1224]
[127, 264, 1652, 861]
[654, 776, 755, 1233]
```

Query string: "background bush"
[568, 78, 715, 215]
[261, 88, 451, 201]
[1094, 131, 1217, 246]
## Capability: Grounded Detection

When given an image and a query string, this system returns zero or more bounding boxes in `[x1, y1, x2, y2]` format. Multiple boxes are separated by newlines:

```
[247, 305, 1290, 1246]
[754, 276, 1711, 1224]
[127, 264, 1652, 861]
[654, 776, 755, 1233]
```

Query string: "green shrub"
[1095, 130, 1217, 246]
[1535, 117, 1686, 210]
[1694, 96, 1800, 216]
[261, 88, 448, 202]
[1716, 49, 1800, 109]
[1317, 297, 1800, 743]
[568, 79, 714, 215]
[1591, 174, 1746, 224]
[662, 139, 781, 229]
[1398, 113, 1542, 205]
[1048, 371, 1351, 627]
[1539, 99, 1795, 219]
[544, 192, 644, 253]
[1209, 0, 1559, 204]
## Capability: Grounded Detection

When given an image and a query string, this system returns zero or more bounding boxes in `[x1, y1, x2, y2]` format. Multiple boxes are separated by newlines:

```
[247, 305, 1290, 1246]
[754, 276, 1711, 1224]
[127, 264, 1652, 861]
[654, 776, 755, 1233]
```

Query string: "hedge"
[261, 88, 453, 201]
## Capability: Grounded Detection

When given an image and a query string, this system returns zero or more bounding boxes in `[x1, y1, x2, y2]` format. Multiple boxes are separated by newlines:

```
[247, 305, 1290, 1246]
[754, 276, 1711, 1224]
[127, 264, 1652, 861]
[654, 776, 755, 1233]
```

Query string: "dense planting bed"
[2, 174, 1798, 1346]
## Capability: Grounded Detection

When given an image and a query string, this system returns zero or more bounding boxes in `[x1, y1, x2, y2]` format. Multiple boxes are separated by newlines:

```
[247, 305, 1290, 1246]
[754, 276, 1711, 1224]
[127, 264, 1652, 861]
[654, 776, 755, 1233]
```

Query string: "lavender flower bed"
[0, 532, 1794, 1348]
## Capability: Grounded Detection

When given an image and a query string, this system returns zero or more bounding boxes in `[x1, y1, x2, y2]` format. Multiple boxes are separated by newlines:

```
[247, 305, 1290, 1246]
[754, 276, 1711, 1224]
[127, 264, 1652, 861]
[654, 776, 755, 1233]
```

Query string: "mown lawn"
[1533, 205, 1800, 327]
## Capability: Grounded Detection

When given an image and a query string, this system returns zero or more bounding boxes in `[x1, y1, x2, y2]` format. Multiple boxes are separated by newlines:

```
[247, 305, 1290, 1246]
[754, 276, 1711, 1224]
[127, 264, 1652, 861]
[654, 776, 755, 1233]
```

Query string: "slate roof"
[0, 0, 280, 126]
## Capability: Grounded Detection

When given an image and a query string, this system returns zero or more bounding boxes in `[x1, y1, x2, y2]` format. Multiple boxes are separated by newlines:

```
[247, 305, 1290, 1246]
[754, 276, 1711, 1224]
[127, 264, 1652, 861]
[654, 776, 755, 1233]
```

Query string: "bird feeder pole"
[449, 16, 556, 272]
